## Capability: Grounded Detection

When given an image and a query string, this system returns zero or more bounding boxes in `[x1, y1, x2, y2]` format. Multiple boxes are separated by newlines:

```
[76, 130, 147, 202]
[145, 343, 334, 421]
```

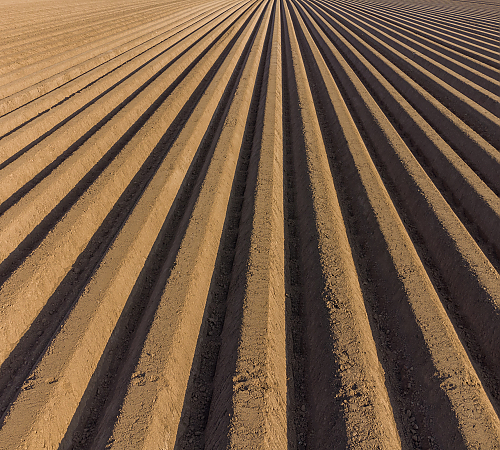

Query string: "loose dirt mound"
[0, 0, 499, 448]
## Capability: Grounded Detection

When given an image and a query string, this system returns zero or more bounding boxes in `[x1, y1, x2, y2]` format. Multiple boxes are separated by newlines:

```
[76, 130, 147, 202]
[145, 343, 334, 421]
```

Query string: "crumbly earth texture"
[0, 0, 499, 448]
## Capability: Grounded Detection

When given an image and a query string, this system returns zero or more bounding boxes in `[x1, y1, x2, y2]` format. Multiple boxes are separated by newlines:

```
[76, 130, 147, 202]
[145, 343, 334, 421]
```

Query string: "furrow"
[0, 2, 251, 267]
[0, 1, 255, 372]
[76, 5, 266, 448]
[296, 0, 500, 409]
[0, 1, 195, 53]
[302, 0, 500, 199]
[1, 0, 499, 446]
[309, 0, 500, 148]
[94, 3, 270, 448]
[0, 3, 265, 448]
[331, 0, 500, 60]
[0, 2, 186, 79]
[335, 0, 500, 80]
[344, 0, 496, 32]
[321, 0, 500, 62]
[279, 1, 401, 448]
[300, 0, 500, 260]
[318, 0, 500, 115]
[0, 3, 261, 423]
[0, 1, 244, 169]
[339, 0, 500, 50]
[204, 2, 287, 448]
[0, 2, 227, 117]
[0, 4, 233, 142]
[331, 0, 500, 96]
[0, 1, 209, 70]
[288, 1, 500, 448]
[83, 6, 264, 445]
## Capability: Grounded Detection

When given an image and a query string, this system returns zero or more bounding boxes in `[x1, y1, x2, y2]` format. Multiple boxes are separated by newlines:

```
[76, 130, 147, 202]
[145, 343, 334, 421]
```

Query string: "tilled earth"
[0, 0, 499, 448]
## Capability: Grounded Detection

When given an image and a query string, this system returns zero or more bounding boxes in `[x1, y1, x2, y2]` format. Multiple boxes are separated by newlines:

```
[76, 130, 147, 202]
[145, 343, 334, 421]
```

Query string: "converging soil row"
[0, 0, 499, 448]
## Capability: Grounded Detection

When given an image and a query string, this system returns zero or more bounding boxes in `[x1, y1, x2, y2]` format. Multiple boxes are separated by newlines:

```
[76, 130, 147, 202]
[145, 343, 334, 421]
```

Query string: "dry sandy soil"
[0, 0, 499, 448]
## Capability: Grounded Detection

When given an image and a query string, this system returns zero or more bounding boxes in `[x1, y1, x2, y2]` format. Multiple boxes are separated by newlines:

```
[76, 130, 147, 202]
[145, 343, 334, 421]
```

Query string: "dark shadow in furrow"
[0, 3, 259, 426]
[330, 0, 495, 29]
[0, 3, 235, 141]
[199, 4, 274, 448]
[0, 0, 251, 171]
[282, 4, 308, 449]
[173, 9, 272, 448]
[306, 0, 500, 147]
[357, 144, 500, 417]
[295, 0, 500, 418]
[339, 0, 500, 51]
[321, 3, 500, 118]
[304, 0, 500, 315]
[329, 5, 500, 96]
[60, 6, 267, 449]
[345, 3, 500, 47]
[0, 1, 253, 284]
[313, 0, 500, 99]
[335, 0, 499, 41]
[315, 0, 500, 410]
[322, 1, 500, 235]
[338, 0, 500, 52]
[172, 136, 250, 450]
[290, 1, 467, 448]
[420, 143, 500, 267]
[281, 1, 348, 448]
[298, 0, 500, 265]
[402, 134, 500, 273]
[338, 6, 498, 81]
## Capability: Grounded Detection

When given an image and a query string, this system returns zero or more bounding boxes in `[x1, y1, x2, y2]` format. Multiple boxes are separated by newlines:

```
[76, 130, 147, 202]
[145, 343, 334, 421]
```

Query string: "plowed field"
[1, 0, 499, 448]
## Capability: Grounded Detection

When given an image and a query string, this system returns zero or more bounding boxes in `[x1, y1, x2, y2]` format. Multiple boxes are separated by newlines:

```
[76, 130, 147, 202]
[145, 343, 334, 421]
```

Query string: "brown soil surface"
[0, 0, 499, 448]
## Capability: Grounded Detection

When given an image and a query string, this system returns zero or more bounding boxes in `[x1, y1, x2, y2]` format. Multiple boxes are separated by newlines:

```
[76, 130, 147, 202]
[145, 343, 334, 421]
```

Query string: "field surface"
[0, 0, 499, 448]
